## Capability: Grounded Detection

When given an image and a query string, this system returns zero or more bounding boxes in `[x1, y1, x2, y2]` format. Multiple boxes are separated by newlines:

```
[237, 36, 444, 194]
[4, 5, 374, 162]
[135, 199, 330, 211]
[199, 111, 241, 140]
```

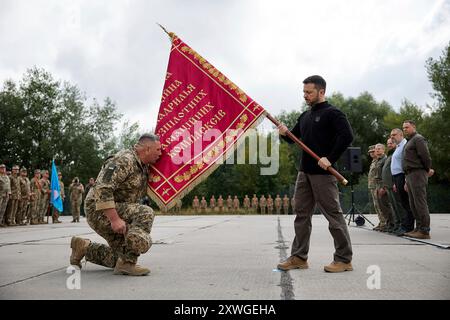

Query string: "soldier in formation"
[274, 194, 282, 215]
[282, 195, 290, 215]
[69, 177, 84, 223]
[17, 167, 31, 225]
[5, 165, 20, 225]
[243, 195, 250, 214]
[267, 195, 274, 215]
[259, 195, 266, 214]
[0, 164, 11, 227]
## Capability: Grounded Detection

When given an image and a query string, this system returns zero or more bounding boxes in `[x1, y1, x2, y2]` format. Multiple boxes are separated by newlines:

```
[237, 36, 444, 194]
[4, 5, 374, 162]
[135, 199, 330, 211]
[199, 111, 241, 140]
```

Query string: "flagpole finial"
[156, 23, 175, 41]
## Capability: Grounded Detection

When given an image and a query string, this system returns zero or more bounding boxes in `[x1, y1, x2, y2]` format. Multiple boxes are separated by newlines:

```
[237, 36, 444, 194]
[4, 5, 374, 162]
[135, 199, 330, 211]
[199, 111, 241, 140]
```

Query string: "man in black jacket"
[277, 75, 354, 273]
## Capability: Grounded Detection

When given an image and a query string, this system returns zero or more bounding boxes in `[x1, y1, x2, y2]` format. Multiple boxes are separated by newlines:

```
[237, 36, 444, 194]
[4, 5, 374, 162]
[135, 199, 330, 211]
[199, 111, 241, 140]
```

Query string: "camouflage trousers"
[29, 199, 40, 222]
[370, 188, 385, 226]
[39, 196, 49, 221]
[5, 198, 19, 224]
[71, 200, 81, 221]
[17, 199, 29, 224]
[86, 203, 154, 267]
[0, 195, 9, 224]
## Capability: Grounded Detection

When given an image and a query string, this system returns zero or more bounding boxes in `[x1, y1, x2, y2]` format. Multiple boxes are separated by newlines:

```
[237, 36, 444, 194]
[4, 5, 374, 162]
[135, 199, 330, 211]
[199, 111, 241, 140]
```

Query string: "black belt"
[392, 173, 405, 177]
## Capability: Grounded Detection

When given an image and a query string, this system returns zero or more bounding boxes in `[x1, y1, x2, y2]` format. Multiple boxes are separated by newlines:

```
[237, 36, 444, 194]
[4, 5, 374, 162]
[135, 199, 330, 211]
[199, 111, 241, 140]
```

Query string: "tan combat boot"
[277, 256, 309, 271]
[113, 258, 150, 276]
[407, 230, 430, 239]
[324, 261, 353, 273]
[70, 236, 90, 268]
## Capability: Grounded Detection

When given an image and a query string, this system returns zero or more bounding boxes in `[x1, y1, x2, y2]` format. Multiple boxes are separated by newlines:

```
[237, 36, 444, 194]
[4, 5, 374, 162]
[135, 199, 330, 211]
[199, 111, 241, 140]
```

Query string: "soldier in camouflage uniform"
[368, 145, 384, 230]
[200, 196, 207, 213]
[39, 170, 50, 224]
[52, 172, 65, 223]
[5, 165, 20, 225]
[374, 144, 394, 232]
[282, 195, 290, 215]
[259, 195, 266, 214]
[274, 194, 282, 215]
[29, 169, 42, 225]
[69, 177, 84, 222]
[192, 196, 200, 213]
[267, 195, 274, 214]
[217, 195, 224, 213]
[251, 194, 258, 214]
[209, 195, 216, 212]
[17, 167, 31, 225]
[232, 195, 240, 213]
[0, 164, 11, 227]
[226, 195, 233, 212]
[175, 199, 182, 214]
[70, 133, 161, 276]
[243, 195, 250, 214]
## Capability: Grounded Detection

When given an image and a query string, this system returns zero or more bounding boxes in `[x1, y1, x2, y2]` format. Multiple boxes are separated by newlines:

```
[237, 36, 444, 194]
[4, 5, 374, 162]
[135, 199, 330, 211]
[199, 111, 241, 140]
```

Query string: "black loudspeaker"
[341, 147, 362, 173]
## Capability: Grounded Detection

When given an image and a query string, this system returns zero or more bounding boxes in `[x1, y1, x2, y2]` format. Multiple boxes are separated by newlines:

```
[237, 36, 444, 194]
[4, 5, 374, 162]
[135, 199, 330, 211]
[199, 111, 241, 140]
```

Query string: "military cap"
[12, 165, 19, 170]
[20, 167, 27, 172]
[0, 164, 5, 168]
[368, 145, 376, 154]
[34, 169, 41, 174]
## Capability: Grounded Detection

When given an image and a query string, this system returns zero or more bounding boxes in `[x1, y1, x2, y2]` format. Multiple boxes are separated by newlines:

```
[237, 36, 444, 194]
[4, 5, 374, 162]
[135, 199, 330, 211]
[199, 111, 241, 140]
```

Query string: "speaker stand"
[345, 175, 374, 226]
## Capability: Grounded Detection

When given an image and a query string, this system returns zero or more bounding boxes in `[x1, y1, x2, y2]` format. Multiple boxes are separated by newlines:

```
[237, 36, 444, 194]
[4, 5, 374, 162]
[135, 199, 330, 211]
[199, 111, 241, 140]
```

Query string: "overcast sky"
[1, 0, 449, 133]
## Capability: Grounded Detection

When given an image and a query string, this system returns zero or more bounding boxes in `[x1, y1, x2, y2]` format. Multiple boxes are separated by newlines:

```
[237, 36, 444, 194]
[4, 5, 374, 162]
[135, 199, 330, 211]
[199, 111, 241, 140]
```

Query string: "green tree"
[423, 41, 450, 181]
[0, 67, 132, 186]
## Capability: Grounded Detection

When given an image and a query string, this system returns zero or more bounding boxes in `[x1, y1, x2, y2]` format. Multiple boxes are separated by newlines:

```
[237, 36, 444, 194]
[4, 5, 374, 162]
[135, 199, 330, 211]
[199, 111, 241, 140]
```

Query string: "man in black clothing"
[277, 75, 354, 273]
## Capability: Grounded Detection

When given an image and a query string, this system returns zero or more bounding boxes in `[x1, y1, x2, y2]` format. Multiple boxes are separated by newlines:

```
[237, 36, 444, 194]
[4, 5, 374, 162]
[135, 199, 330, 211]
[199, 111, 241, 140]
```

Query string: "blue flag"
[50, 160, 63, 213]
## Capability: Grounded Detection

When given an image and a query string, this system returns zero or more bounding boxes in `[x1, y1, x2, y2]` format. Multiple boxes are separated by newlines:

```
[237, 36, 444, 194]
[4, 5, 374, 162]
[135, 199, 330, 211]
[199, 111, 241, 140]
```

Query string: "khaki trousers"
[405, 169, 430, 232]
[291, 172, 353, 263]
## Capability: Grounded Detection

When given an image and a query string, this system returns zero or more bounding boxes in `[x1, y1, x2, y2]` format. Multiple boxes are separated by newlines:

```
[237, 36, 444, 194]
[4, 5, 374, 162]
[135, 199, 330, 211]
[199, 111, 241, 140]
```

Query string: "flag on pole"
[50, 160, 63, 212]
[148, 29, 267, 210]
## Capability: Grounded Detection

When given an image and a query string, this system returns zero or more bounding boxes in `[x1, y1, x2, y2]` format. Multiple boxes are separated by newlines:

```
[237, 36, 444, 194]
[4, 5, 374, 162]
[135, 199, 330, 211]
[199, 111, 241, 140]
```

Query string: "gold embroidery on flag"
[181, 45, 248, 103]
[149, 173, 161, 183]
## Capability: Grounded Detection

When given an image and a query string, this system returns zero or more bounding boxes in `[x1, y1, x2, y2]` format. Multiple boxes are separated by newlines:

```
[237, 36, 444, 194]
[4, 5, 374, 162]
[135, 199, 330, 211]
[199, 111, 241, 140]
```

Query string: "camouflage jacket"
[374, 155, 387, 188]
[86, 148, 149, 212]
[367, 159, 378, 189]
[30, 177, 42, 201]
[69, 183, 84, 202]
[59, 181, 65, 200]
[0, 174, 11, 197]
[9, 174, 20, 199]
[40, 178, 50, 199]
[19, 176, 31, 199]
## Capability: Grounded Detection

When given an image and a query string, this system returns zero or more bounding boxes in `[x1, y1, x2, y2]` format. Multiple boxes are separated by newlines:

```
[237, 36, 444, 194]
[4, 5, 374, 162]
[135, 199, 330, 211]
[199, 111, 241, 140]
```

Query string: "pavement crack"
[277, 216, 295, 300]
[0, 232, 96, 247]
[0, 267, 67, 289]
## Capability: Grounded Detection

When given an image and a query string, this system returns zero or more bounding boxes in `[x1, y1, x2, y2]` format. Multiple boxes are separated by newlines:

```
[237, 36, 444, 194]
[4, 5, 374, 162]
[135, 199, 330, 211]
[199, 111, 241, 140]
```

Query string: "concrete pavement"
[0, 214, 449, 300]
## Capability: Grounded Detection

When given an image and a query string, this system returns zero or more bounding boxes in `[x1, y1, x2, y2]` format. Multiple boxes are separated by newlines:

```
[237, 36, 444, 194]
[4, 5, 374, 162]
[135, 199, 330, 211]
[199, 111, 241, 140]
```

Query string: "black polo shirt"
[282, 101, 353, 175]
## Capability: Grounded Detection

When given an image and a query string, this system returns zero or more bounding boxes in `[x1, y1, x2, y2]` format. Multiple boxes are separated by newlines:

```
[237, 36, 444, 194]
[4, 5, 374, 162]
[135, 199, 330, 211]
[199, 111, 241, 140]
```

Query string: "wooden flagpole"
[265, 112, 348, 186]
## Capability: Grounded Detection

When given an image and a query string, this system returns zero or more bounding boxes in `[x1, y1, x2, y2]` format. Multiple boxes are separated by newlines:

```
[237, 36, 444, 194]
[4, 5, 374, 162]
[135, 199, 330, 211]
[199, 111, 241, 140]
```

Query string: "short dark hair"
[403, 120, 416, 126]
[138, 133, 160, 144]
[303, 75, 326, 92]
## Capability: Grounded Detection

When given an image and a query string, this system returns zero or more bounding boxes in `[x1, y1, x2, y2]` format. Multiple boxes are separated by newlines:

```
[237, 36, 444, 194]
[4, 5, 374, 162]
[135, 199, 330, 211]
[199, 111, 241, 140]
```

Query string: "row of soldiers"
[0, 163, 94, 226]
[191, 194, 294, 214]
[0, 165, 63, 226]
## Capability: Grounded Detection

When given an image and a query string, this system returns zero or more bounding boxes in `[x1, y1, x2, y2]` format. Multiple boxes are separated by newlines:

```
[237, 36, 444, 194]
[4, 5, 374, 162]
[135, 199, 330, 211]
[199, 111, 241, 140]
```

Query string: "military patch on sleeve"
[103, 162, 117, 182]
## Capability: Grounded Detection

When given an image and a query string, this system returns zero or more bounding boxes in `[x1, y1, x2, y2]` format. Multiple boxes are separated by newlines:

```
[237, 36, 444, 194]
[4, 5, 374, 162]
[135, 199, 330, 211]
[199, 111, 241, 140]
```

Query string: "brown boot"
[277, 256, 308, 271]
[407, 231, 430, 239]
[113, 258, 150, 276]
[324, 261, 353, 273]
[70, 236, 90, 268]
